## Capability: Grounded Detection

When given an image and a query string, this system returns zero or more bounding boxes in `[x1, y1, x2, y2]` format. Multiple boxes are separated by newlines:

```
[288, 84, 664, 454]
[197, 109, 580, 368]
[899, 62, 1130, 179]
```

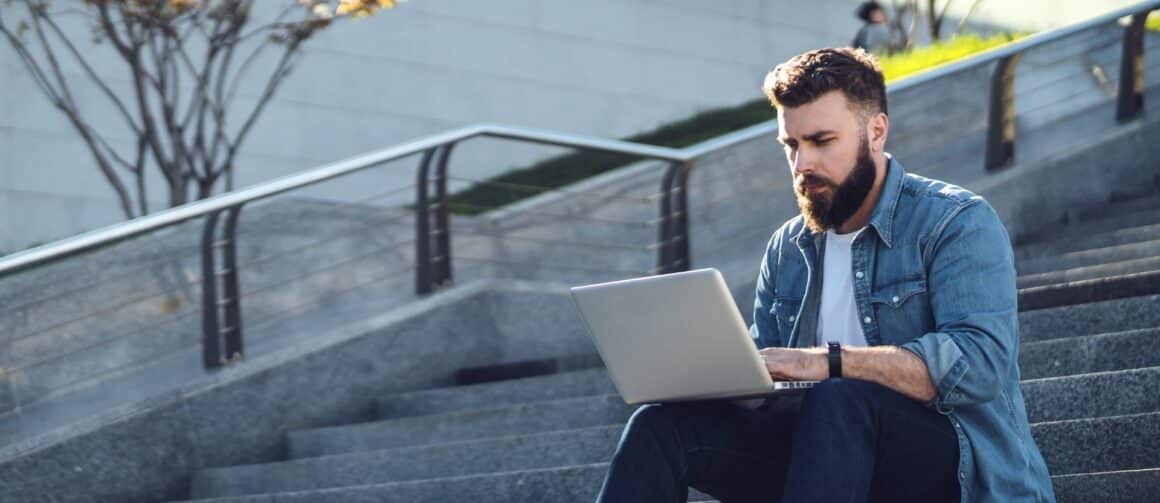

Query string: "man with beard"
[595, 48, 1055, 502]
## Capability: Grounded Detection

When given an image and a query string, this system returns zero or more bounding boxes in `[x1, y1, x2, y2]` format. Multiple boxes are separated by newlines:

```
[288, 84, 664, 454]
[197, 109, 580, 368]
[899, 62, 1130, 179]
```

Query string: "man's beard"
[794, 135, 877, 234]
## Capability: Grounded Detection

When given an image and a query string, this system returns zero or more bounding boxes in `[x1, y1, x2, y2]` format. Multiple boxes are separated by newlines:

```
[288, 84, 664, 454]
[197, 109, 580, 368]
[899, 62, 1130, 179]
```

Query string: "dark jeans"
[596, 378, 960, 503]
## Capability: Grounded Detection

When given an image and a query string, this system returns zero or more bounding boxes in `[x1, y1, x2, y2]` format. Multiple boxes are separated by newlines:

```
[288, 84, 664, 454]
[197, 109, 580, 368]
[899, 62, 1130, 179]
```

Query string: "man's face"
[869, 8, 887, 23]
[777, 90, 877, 234]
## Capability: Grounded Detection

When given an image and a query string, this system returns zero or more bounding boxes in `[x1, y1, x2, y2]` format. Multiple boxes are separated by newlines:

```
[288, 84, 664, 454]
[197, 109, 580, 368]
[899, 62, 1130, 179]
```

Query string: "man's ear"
[868, 112, 889, 153]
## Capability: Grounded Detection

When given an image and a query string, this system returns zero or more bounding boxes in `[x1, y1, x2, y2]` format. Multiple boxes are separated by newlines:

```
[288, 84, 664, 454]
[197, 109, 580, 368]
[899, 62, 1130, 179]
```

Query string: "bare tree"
[890, 0, 985, 47]
[0, 0, 402, 219]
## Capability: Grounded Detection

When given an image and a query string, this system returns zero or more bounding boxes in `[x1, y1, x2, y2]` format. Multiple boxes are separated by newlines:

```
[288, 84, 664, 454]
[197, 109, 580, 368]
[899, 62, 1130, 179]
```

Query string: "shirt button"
[892, 295, 900, 303]
[959, 472, 966, 480]
[855, 271, 864, 279]
[788, 315, 796, 322]
[863, 316, 872, 324]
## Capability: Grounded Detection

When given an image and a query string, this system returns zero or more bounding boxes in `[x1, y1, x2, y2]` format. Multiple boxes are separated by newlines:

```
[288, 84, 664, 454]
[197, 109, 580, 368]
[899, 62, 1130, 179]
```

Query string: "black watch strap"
[827, 342, 842, 379]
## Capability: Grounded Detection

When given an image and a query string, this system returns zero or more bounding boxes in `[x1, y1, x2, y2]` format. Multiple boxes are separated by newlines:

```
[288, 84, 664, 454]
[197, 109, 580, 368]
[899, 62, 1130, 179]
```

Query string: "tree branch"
[0, 13, 66, 105]
[25, 1, 76, 108]
[35, 8, 142, 135]
[220, 41, 300, 179]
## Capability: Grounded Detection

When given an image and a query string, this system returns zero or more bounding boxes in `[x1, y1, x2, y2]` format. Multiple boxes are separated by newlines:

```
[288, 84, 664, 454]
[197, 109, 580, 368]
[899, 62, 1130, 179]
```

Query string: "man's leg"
[596, 397, 799, 503]
[781, 378, 961, 503]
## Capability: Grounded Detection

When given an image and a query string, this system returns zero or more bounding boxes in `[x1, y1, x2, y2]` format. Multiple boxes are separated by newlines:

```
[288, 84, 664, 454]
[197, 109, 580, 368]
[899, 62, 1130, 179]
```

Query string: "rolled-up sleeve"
[750, 231, 782, 349]
[900, 200, 1019, 414]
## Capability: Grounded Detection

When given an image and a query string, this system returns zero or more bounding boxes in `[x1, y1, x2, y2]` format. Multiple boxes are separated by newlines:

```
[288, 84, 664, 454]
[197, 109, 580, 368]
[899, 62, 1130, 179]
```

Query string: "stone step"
[174, 455, 1160, 502]
[1018, 294, 1160, 343]
[291, 324, 1157, 458]
[1018, 270, 1160, 312]
[1017, 239, 1160, 276]
[1021, 366, 1160, 423]
[192, 425, 624, 499]
[1068, 191, 1160, 224]
[1035, 411, 1160, 476]
[378, 368, 615, 420]
[1017, 256, 1160, 289]
[1020, 328, 1160, 380]
[1012, 201, 1160, 252]
[1052, 468, 1160, 503]
[1015, 222, 1160, 262]
[175, 463, 616, 503]
[196, 362, 1160, 499]
[280, 325, 1160, 459]
[373, 357, 1159, 429]
[287, 394, 634, 459]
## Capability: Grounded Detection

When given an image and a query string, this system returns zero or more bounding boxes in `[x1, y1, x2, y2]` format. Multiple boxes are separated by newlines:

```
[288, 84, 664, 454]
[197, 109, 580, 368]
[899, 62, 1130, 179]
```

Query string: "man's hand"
[759, 347, 829, 381]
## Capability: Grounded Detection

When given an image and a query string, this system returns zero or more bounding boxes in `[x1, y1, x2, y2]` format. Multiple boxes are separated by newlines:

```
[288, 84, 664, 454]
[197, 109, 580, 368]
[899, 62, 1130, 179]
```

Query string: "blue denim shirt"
[750, 156, 1055, 503]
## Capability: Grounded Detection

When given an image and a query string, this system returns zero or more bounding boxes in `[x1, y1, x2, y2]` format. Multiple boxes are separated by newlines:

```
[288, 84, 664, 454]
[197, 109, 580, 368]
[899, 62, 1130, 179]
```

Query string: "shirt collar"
[868, 154, 903, 248]
[791, 153, 904, 248]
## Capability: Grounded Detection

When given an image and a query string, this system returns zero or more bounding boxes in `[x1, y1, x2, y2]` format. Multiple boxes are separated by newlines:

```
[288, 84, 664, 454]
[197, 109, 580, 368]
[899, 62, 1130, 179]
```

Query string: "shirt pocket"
[870, 279, 931, 345]
[769, 297, 802, 346]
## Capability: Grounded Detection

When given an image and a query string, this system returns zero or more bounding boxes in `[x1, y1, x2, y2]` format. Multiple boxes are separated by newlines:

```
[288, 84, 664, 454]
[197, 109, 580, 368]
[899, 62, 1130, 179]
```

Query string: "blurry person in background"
[852, 1, 905, 54]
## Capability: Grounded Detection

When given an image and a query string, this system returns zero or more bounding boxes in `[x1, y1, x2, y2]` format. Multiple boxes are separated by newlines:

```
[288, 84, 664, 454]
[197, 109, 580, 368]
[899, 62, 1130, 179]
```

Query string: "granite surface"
[377, 367, 614, 419]
[192, 425, 621, 499]
[288, 394, 631, 458]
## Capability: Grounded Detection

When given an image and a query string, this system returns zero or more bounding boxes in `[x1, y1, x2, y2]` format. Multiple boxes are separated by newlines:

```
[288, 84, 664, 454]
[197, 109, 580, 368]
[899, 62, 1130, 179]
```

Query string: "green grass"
[445, 100, 777, 215]
[879, 33, 1025, 82]
[1148, 11, 1160, 32]
[446, 33, 1023, 216]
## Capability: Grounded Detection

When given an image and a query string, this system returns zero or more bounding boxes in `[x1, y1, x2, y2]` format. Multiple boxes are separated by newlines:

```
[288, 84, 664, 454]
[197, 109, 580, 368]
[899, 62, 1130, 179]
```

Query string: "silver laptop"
[570, 268, 816, 405]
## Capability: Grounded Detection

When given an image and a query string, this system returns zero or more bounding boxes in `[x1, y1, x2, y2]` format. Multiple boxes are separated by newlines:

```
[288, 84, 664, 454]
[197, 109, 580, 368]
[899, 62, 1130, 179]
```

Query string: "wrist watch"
[827, 341, 842, 379]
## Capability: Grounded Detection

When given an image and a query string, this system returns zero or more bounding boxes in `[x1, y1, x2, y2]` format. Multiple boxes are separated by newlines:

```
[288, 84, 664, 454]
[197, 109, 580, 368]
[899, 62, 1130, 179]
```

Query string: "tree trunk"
[169, 177, 188, 208]
[927, 0, 943, 41]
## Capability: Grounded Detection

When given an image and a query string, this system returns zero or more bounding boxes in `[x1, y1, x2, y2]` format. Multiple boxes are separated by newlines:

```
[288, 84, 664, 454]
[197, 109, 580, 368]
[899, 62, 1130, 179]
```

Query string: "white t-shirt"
[815, 228, 869, 348]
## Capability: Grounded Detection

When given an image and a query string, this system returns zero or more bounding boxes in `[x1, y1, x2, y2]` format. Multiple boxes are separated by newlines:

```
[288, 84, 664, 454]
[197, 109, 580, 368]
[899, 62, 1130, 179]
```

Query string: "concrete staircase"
[166, 193, 1160, 502]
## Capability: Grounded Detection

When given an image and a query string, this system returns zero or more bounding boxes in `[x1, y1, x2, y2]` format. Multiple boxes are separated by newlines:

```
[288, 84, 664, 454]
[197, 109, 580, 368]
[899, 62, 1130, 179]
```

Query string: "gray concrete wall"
[0, 0, 868, 254]
[942, 0, 1148, 32]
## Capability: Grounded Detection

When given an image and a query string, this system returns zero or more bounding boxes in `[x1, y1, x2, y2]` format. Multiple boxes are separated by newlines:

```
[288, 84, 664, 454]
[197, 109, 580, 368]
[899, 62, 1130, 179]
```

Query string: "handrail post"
[672, 161, 693, 272]
[415, 148, 436, 295]
[656, 161, 694, 274]
[985, 53, 1021, 172]
[201, 211, 224, 369]
[200, 204, 245, 369]
[1117, 11, 1149, 122]
[656, 162, 679, 273]
[433, 143, 456, 288]
[221, 204, 245, 363]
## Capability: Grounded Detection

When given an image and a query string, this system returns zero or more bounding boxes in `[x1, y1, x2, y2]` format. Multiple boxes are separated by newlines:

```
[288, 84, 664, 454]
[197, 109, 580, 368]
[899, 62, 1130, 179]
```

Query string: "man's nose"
[791, 148, 816, 176]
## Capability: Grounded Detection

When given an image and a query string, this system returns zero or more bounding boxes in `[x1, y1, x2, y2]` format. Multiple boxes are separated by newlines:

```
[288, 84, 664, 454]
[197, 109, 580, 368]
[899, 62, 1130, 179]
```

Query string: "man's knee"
[622, 402, 721, 440]
[625, 403, 674, 433]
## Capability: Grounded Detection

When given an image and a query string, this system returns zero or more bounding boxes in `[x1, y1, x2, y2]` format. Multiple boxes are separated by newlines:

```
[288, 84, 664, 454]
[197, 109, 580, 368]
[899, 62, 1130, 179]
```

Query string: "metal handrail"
[888, 1, 1160, 90]
[0, 0, 1155, 369]
[2, 0, 1156, 279]
[682, 0, 1160, 159]
[0, 124, 687, 279]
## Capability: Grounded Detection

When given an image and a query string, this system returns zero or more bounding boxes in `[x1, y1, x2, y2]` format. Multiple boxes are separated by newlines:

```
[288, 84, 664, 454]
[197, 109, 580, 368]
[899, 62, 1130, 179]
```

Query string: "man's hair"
[762, 47, 888, 118]
[856, 1, 884, 22]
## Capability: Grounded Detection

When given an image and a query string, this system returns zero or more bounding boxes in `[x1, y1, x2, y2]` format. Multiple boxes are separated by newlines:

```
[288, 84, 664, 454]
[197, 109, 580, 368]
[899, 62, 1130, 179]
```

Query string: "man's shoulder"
[898, 172, 985, 214]
[895, 171, 1004, 245]
[772, 215, 807, 244]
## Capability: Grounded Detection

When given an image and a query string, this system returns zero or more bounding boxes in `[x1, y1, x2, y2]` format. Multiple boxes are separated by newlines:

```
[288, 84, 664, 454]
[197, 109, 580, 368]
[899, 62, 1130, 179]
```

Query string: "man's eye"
[817, 138, 833, 145]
